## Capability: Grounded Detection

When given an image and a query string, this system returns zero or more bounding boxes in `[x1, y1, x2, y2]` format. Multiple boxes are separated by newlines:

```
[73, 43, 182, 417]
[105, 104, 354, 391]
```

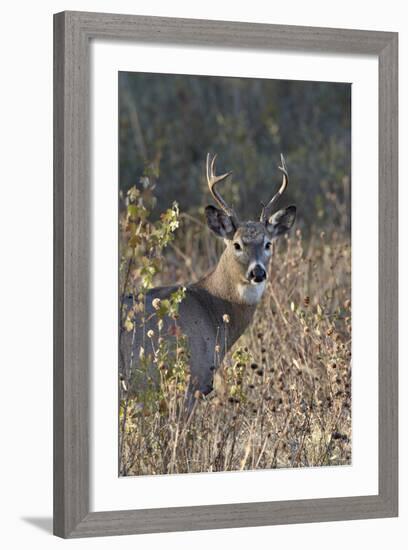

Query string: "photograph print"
[118, 71, 351, 477]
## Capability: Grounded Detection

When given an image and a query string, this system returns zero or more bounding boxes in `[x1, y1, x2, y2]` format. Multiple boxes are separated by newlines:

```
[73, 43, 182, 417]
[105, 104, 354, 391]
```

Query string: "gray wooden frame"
[53, 11, 398, 538]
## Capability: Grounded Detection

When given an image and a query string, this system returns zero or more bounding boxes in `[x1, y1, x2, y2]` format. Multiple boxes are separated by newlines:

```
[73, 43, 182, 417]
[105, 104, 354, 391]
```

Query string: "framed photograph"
[54, 11, 398, 538]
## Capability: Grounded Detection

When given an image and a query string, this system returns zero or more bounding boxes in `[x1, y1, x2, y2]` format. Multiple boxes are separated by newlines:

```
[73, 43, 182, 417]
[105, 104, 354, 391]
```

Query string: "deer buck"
[120, 153, 296, 405]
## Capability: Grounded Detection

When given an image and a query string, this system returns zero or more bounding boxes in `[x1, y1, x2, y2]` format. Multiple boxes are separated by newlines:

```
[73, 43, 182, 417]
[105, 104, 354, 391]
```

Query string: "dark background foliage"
[119, 72, 351, 233]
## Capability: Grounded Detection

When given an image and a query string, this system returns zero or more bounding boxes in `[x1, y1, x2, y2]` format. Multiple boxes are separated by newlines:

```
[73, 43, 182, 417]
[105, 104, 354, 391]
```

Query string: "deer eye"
[233, 242, 242, 251]
[265, 242, 272, 250]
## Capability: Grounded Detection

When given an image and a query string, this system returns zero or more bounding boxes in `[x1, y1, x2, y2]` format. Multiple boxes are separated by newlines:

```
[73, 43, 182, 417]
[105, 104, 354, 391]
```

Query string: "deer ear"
[266, 205, 296, 238]
[205, 205, 236, 239]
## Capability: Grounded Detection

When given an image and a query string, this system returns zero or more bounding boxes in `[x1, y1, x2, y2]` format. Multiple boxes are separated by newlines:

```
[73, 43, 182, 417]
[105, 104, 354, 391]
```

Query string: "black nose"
[249, 265, 266, 283]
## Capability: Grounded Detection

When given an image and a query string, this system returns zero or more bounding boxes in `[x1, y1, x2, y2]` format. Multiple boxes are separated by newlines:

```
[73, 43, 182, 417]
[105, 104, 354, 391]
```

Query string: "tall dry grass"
[119, 208, 351, 476]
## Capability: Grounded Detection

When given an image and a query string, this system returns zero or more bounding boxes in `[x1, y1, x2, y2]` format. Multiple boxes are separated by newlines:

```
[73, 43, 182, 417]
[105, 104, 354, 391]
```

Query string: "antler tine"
[206, 153, 239, 225]
[260, 153, 289, 223]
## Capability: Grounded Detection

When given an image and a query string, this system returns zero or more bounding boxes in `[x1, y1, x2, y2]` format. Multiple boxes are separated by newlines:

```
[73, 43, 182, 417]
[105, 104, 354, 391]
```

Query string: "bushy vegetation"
[119, 183, 351, 475]
[119, 73, 351, 476]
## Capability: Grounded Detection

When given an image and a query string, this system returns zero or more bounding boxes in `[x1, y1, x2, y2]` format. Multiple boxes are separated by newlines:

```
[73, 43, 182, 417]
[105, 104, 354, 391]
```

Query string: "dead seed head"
[152, 298, 161, 310]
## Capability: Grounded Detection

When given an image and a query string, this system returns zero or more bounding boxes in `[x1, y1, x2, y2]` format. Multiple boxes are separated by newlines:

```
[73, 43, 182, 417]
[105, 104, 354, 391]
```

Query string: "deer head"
[205, 153, 296, 304]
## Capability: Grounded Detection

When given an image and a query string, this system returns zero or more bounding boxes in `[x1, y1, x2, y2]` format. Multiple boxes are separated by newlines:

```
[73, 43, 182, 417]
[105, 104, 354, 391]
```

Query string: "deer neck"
[195, 249, 259, 344]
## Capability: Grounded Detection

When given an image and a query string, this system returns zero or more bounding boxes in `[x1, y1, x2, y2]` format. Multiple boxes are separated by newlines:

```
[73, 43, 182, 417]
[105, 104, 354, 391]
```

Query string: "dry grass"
[119, 215, 351, 476]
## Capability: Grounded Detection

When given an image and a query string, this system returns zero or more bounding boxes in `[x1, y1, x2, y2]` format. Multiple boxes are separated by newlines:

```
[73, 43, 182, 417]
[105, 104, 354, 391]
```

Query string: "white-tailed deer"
[120, 153, 296, 403]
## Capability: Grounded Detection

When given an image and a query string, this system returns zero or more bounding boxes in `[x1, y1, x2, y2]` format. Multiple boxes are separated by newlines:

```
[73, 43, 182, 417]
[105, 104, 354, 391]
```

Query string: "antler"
[260, 154, 289, 223]
[206, 153, 239, 226]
